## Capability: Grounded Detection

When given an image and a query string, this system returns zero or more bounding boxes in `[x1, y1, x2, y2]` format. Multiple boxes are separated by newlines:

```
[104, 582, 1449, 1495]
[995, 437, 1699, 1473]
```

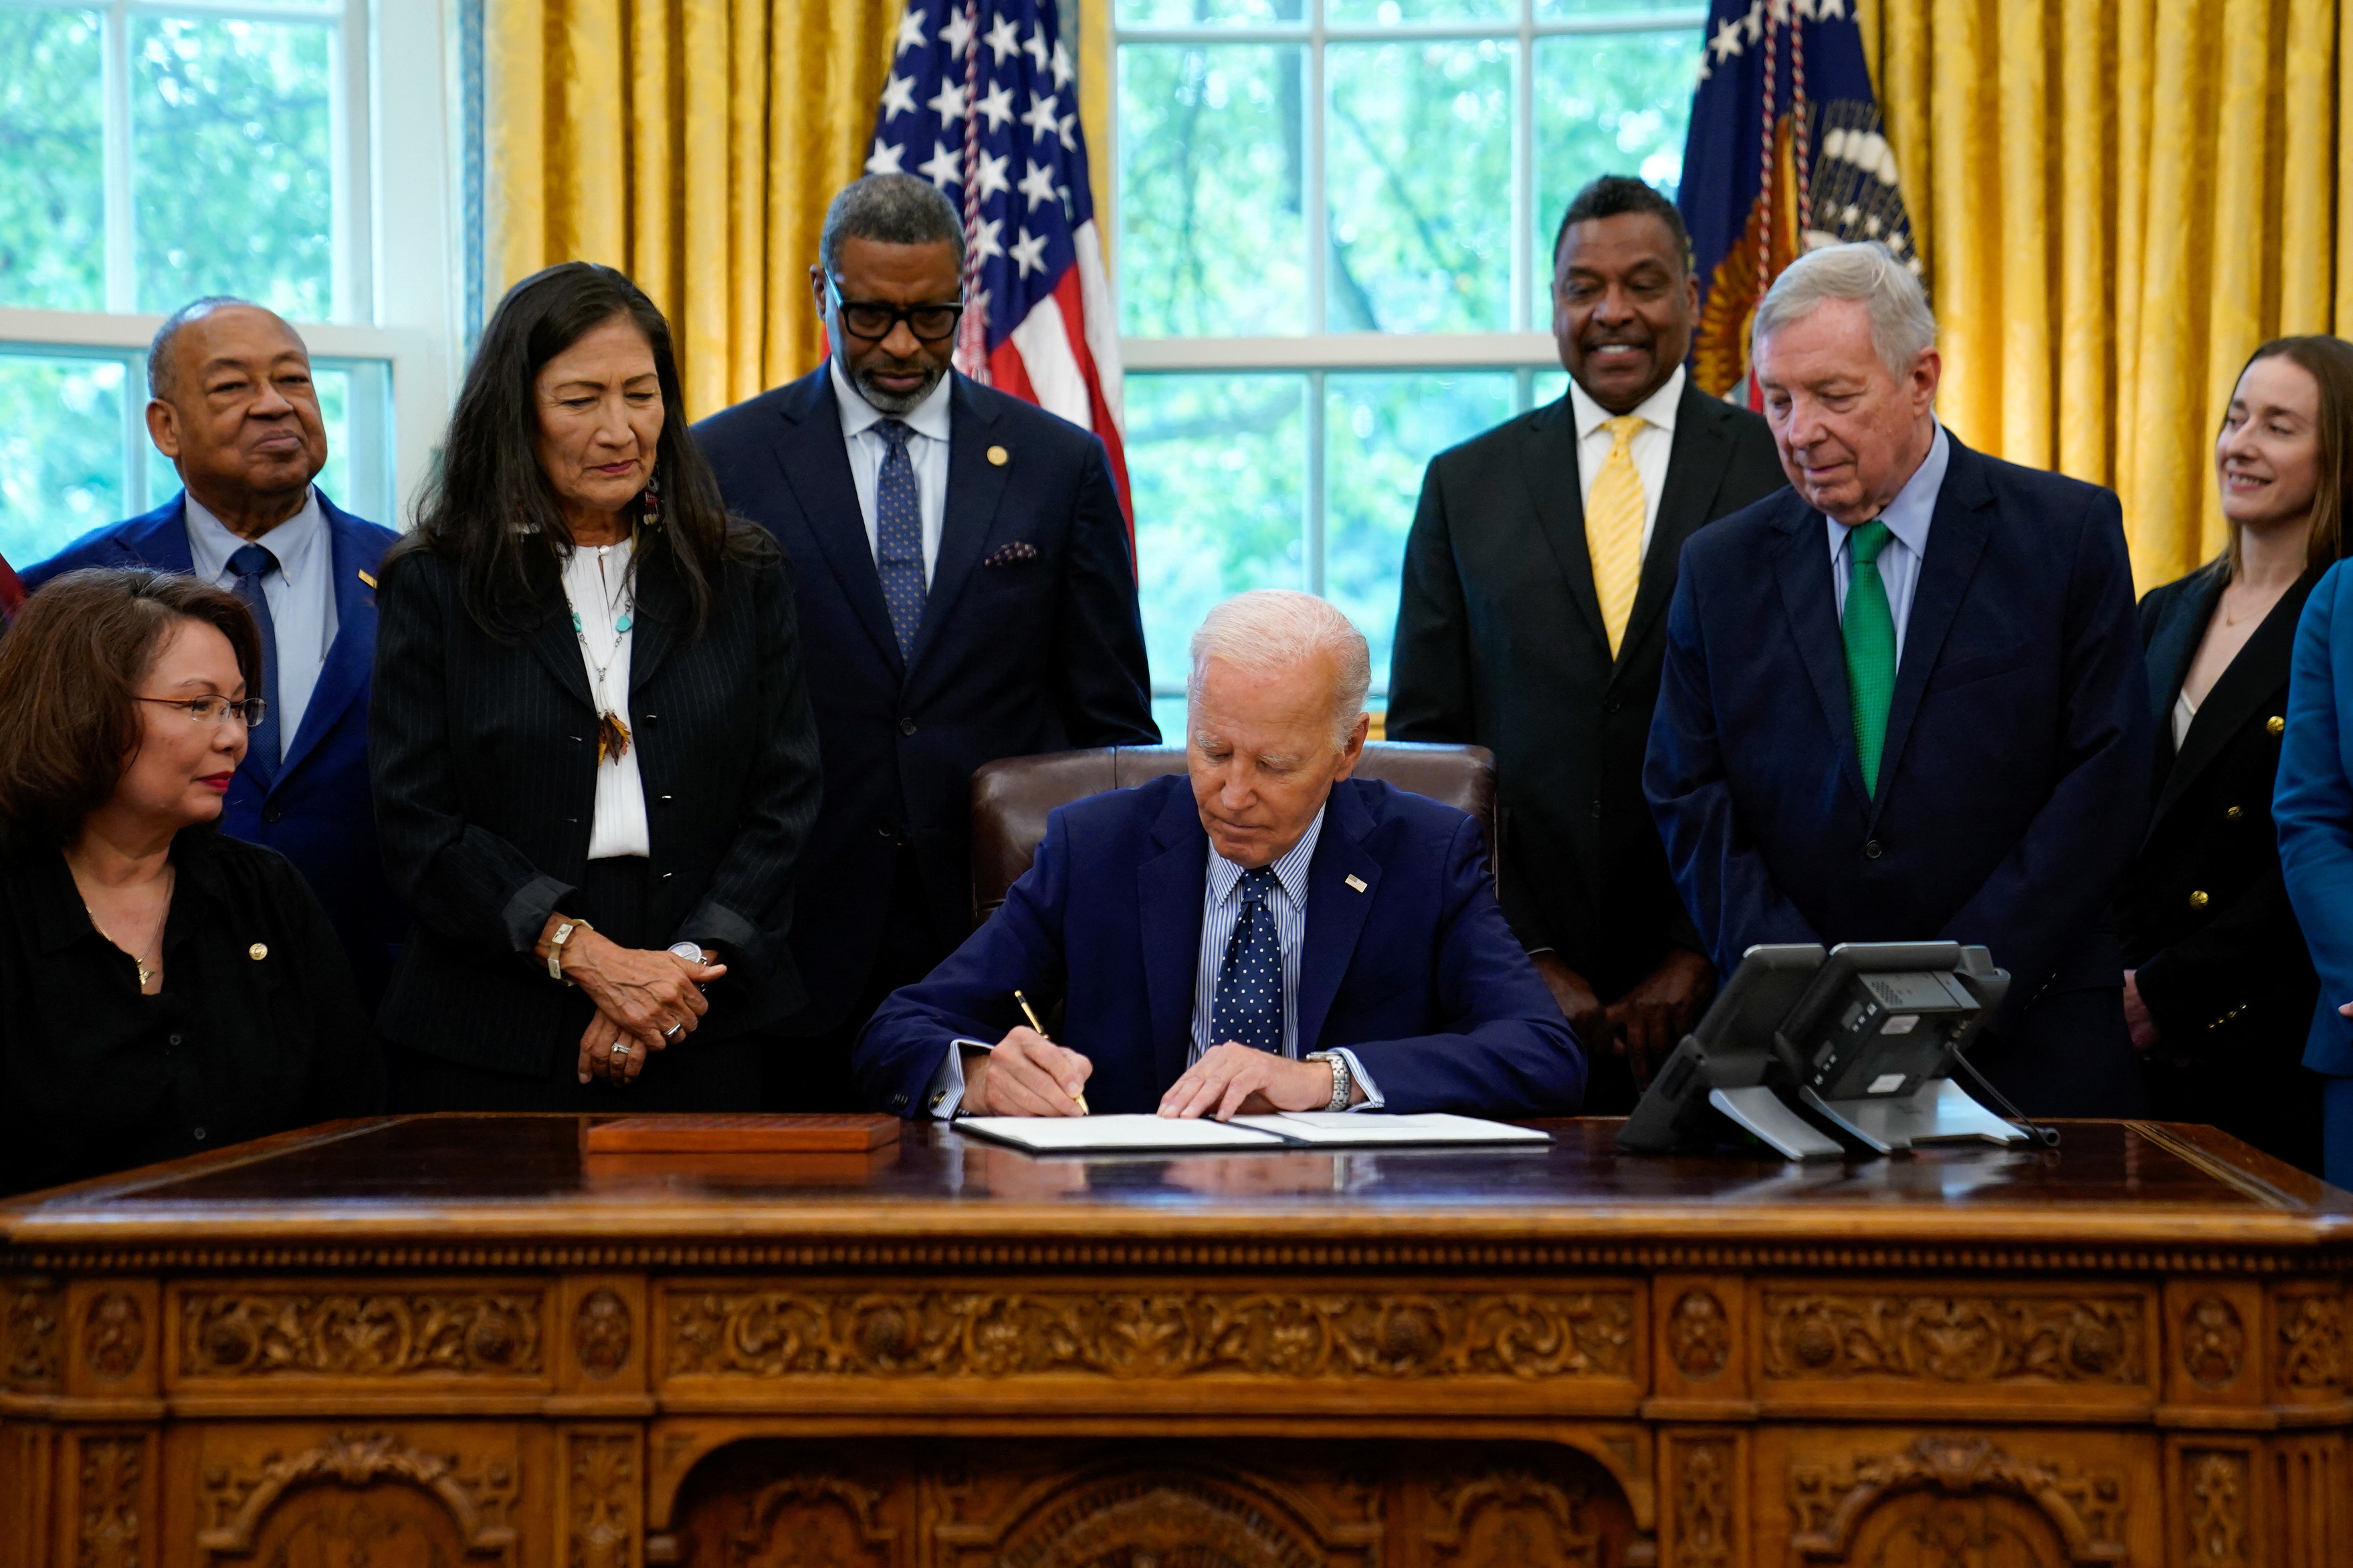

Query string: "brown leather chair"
[969, 742, 1497, 927]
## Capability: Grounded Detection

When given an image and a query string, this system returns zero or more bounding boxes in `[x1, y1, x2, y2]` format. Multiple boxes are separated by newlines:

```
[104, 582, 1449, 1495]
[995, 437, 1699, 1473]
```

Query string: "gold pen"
[1014, 988, 1089, 1115]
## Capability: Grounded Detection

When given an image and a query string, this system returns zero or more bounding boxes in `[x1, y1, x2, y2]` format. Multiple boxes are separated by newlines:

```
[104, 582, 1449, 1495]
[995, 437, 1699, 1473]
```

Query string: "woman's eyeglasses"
[826, 277, 964, 344]
[138, 695, 268, 728]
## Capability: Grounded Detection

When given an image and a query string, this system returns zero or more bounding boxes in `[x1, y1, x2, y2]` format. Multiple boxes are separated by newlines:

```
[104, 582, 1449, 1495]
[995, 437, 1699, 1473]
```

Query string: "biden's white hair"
[1752, 241, 1938, 382]
[1188, 590, 1372, 751]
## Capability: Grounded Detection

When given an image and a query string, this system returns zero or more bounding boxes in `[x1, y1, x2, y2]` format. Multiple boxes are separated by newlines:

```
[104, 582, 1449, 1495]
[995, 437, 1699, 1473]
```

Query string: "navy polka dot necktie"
[1211, 867, 1285, 1054]
[227, 542, 282, 772]
[873, 419, 926, 660]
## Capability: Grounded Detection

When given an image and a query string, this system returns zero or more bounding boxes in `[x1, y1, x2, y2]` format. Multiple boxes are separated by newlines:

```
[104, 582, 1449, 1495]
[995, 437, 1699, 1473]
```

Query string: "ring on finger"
[611, 1042, 631, 1057]
[663, 1021, 685, 1040]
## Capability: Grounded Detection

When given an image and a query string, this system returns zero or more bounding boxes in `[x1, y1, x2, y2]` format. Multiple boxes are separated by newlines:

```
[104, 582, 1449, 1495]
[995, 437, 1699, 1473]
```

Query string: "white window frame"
[1108, 0, 1706, 698]
[0, 0, 462, 534]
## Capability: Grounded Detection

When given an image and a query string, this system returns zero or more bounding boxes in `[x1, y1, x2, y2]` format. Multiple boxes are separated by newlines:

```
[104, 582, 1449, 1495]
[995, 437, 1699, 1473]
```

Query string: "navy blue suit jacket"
[22, 491, 405, 1002]
[2274, 560, 2353, 1079]
[1644, 436, 2151, 1108]
[854, 774, 1586, 1118]
[693, 368, 1157, 1032]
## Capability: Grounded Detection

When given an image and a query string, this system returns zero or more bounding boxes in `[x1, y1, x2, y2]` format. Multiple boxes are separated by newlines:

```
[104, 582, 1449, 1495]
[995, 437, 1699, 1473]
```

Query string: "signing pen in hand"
[1015, 988, 1090, 1115]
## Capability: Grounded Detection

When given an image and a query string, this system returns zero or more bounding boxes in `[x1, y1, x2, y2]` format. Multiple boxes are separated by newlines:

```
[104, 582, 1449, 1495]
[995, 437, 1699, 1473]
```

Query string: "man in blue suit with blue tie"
[1645, 244, 2153, 1117]
[22, 298, 403, 1004]
[696, 175, 1156, 1111]
[856, 591, 1584, 1120]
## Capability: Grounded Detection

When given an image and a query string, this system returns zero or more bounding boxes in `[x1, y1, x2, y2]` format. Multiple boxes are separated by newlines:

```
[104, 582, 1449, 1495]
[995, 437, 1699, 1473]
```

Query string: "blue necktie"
[873, 419, 926, 660]
[227, 543, 281, 775]
[1211, 867, 1286, 1054]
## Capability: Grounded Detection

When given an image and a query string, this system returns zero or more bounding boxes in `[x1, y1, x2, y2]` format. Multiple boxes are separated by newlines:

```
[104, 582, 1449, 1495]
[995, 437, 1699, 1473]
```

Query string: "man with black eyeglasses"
[695, 173, 1156, 1113]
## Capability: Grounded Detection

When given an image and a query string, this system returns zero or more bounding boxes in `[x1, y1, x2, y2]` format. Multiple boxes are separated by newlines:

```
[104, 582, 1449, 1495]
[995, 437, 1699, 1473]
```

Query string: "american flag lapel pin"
[1344, 875, 1368, 893]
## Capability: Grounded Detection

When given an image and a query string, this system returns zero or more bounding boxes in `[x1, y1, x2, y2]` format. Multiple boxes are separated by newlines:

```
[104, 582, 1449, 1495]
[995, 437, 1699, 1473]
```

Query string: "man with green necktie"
[1643, 243, 2154, 1119]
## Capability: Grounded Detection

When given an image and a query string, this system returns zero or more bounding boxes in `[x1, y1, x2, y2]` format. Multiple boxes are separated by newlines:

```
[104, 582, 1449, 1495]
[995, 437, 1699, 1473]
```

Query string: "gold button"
[2226, 805, 2245, 820]
[248, 943, 268, 960]
[2188, 890, 2211, 909]
[987, 445, 1009, 466]
[2269, 715, 2286, 736]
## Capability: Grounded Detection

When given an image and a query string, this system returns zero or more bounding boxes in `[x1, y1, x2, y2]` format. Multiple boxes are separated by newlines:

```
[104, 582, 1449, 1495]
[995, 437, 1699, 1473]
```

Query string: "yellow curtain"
[1858, 0, 2353, 591]
[484, 0, 898, 423]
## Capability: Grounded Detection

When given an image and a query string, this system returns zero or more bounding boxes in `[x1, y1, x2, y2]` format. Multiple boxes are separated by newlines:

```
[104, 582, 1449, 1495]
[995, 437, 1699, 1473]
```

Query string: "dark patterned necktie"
[1211, 867, 1285, 1054]
[227, 542, 282, 774]
[873, 419, 926, 659]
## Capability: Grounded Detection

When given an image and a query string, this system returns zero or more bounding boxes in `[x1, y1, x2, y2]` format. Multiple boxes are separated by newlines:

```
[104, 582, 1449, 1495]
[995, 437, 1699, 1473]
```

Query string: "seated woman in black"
[0, 568, 381, 1196]
[2118, 335, 2353, 1173]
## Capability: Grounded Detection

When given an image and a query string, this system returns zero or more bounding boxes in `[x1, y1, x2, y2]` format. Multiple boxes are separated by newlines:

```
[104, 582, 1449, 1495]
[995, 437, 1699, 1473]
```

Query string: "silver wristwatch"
[1304, 1050, 1351, 1112]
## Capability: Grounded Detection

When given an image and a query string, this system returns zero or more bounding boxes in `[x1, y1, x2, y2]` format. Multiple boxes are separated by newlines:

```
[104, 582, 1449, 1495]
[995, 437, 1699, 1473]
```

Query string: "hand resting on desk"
[1158, 1040, 1364, 1120]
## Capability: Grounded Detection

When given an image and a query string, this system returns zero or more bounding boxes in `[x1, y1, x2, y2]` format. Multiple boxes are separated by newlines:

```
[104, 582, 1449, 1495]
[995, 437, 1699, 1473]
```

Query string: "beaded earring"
[640, 467, 663, 529]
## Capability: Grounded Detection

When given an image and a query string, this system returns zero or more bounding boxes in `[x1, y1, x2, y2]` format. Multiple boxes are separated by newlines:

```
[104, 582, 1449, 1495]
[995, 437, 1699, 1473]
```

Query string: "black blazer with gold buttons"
[2115, 564, 2322, 1164]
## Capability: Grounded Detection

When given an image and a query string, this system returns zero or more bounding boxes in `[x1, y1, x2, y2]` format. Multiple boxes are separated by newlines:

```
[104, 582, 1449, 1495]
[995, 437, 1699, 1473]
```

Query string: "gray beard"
[851, 362, 944, 415]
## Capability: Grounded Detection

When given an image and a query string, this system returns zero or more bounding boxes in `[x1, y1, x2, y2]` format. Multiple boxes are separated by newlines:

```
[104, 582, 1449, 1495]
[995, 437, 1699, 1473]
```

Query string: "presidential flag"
[866, 0, 1130, 523]
[1677, 0, 1918, 401]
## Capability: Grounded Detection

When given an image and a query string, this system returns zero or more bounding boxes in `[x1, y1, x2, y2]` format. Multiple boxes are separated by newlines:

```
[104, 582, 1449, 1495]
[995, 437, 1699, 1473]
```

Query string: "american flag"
[0, 552, 21, 619]
[865, 0, 1131, 525]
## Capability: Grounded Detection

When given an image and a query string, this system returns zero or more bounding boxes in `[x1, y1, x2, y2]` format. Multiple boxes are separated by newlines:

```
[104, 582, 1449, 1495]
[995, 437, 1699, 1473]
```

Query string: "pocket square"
[983, 541, 1039, 566]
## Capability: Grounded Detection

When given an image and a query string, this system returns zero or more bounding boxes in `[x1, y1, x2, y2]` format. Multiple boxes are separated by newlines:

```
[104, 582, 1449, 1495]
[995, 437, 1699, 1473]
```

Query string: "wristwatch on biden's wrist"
[1304, 1050, 1351, 1112]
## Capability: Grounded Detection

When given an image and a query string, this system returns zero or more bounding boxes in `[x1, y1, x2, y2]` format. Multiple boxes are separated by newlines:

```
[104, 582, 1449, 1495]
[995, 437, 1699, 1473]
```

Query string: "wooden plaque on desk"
[583, 1112, 902, 1153]
[3, 1115, 2348, 1567]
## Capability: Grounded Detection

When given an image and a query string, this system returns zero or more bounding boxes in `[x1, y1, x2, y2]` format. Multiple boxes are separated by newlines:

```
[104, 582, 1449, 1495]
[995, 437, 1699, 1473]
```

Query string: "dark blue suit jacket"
[694, 368, 1157, 1032]
[1643, 436, 2152, 1111]
[854, 774, 1586, 1118]
[21, 491, 405, 1002]
[2275, 559, 2353, 1079]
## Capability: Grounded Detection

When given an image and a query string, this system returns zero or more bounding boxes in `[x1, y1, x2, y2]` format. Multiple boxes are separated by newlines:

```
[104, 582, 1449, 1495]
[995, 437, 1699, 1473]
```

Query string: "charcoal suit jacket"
[693, 367, 1156, 1034]
[1643, 435, 2153, 1115]
[1387, 383, 1786, 997]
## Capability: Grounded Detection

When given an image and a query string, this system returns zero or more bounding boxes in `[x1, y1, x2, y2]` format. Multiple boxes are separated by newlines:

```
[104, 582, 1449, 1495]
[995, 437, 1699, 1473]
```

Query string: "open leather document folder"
[950, 1112, 1552, 1154]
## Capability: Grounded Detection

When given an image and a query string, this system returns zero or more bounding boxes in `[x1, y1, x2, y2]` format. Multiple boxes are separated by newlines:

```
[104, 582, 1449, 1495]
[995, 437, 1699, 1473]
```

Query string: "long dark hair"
[2221, 335, 2353, 581]
[391, 262, 764, 638]
[0, 568, 261, 853]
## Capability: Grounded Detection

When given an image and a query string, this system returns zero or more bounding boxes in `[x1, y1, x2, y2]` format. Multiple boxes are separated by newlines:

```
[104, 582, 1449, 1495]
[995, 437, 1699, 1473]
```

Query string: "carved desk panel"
[2, 1114, 2348, 1568]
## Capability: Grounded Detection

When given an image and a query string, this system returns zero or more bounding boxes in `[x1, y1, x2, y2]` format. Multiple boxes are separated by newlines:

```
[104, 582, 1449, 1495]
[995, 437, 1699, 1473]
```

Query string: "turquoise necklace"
[565, 542, 635, 764]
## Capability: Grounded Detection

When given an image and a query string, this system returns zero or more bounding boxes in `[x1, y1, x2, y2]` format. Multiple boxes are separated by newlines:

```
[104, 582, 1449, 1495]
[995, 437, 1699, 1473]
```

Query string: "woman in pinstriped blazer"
[371, 263, 821, 1111]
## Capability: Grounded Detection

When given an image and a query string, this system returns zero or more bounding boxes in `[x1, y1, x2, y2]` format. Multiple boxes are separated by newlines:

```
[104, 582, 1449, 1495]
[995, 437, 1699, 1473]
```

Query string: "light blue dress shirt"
[925, 803, 1383, 1117]
[832, 358, 951, 582]
[1826, 421, 1950, 656]
[183, 487, 336, 754]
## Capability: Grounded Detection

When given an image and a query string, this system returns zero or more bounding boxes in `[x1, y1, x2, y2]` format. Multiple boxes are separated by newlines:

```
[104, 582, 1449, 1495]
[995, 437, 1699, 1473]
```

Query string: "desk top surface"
[4, 1116, 2348, 1266]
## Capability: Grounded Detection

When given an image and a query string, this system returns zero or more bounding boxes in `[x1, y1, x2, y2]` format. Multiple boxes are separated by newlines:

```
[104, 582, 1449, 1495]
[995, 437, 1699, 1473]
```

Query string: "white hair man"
[855, 589, 1587, 1119]
[1643, 242, 2154, 1118]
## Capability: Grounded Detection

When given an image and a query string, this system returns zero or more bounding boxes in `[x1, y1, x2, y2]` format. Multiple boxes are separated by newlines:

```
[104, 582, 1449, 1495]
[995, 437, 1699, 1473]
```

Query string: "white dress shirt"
[832, 358, 952, 582]
[924, 806, 1383, 1117]
[184, 488, 336, 754]
[560, 537, 651, 861]
[1566, 364, 1685, 562]
[1826, 421, 1951, 657]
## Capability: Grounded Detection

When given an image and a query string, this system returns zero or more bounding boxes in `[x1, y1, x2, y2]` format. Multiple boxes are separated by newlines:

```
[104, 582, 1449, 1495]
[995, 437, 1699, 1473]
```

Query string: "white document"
[952, 1115, 1292, 1153]
[1233, 1112, 1553, 1147]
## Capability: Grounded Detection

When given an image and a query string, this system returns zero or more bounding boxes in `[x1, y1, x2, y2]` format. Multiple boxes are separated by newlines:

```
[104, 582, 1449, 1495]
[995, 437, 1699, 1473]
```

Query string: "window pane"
[1533, 367, 1568, 407]
[1327, 0, 1510, 23]
[131, 16, 333, 318]
[1326, 39, 1514, 334]
[1128, 373, 1308, 690]
[1117, 0, 1301, 24]
[1532, 27, 1702, 319]
[1324, 371, 1515, 691]
[1537, 0, 1708, 19]
[0, 354, 126, 568]
[1120, 44, 1307, 336]
[308, 357, 395, 524]
[0, 9, 105, 312]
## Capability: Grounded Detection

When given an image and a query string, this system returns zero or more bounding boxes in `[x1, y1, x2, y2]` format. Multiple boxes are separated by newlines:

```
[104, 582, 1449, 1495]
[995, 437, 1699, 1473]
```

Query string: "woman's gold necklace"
[84, 910, 157, 991]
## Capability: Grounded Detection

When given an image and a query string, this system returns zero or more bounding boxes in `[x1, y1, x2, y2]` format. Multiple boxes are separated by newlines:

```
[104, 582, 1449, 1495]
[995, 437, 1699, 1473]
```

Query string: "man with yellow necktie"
[1389, 176, 1785, 1112]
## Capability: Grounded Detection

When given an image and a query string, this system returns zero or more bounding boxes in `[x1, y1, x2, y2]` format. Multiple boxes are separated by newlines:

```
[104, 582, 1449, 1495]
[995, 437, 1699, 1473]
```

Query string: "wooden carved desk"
[3, 1115, 2348, 1568]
